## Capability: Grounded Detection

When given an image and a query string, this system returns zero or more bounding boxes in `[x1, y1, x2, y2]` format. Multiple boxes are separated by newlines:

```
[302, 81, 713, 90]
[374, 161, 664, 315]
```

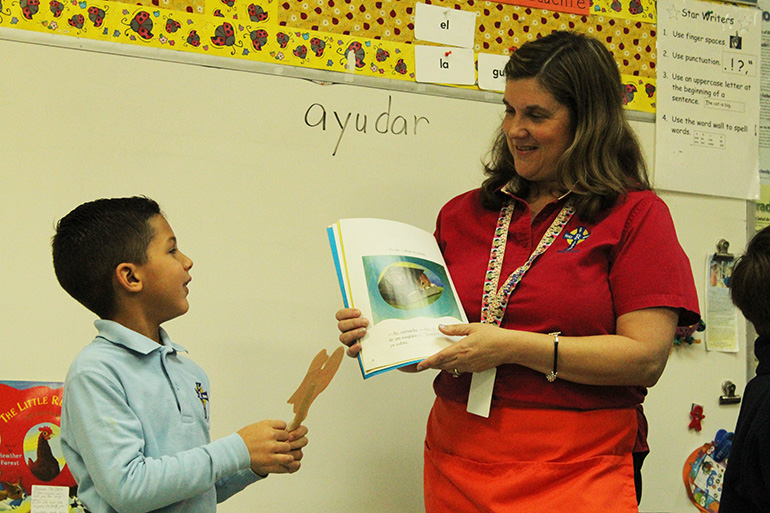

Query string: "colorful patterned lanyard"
[481, 199, 575, 326]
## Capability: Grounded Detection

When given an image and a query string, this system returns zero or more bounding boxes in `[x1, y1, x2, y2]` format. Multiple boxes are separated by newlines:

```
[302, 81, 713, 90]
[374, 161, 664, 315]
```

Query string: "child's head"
[731, 226, 770, 337]
[52, 197, 162, 319]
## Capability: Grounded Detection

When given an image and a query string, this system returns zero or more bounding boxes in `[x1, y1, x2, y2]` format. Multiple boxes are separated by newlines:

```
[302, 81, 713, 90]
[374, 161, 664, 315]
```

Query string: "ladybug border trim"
[0, 0, 656, 112]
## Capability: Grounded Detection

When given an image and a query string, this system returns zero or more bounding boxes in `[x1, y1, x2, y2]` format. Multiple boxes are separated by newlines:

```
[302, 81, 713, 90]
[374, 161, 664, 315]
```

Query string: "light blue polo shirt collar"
[94, 319, 188, 355]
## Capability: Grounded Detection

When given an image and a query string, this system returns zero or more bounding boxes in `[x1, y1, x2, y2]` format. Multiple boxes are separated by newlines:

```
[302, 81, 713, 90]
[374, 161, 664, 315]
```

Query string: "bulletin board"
[0, 0, 658, 111]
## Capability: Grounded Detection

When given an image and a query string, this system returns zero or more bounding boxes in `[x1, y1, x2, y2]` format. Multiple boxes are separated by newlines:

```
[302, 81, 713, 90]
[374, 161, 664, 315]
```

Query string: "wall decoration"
[0, 0, 657, 111]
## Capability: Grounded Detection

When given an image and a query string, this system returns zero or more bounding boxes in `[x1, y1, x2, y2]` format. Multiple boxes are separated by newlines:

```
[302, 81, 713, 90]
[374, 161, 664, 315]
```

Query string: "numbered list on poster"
[656, 0, 761, 199]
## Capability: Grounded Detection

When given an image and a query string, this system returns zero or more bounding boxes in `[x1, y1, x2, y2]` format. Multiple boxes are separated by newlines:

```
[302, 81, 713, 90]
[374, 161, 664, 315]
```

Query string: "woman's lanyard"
[481, 199, 575, 326]
[466, 198, 575, 418]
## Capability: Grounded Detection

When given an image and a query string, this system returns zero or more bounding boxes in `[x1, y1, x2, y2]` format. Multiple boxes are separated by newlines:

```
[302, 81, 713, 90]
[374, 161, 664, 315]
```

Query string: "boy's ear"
[115, 263, 143, 293]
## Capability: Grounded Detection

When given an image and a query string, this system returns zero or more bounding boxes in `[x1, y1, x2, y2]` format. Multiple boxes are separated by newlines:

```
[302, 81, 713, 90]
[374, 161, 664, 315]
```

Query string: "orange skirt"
[424, 397, 639, 513]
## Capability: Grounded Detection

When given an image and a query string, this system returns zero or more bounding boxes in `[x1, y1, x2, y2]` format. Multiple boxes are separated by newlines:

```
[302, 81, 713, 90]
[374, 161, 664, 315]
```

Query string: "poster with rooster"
[0, 381, 75, 506]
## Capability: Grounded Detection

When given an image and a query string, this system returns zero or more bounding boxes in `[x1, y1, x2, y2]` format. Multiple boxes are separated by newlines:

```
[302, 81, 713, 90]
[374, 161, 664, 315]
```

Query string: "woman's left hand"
[415, 323, 512, 374]
[415, 307, 678, 386]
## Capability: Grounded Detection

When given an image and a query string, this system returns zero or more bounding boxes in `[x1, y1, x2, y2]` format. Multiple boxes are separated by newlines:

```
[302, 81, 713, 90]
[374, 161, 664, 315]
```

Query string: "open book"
[327, 218, 468, 378]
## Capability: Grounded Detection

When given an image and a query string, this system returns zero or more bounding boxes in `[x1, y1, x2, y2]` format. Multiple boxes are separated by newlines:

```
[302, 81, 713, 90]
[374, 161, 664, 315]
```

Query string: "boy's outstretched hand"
[237, 420, 308, 477]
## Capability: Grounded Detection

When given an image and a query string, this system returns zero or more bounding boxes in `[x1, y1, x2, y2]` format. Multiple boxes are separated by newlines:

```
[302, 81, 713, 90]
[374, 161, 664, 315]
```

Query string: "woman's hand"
[415, 323, 514, 375]
[415, 308, 678, 386]
[335, 308, 369, 358]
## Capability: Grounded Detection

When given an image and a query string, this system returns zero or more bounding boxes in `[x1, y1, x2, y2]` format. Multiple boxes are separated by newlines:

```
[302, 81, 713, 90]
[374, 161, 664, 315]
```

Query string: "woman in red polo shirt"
[336, 31, 700, 512]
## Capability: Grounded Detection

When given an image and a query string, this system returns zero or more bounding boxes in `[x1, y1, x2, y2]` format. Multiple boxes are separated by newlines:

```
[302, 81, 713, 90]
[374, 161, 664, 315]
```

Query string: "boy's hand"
[237, 420, 309, 476]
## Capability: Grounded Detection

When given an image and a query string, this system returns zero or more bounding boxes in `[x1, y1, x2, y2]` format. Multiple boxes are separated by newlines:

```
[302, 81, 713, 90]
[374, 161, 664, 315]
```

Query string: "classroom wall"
[0, 35, 749, 512]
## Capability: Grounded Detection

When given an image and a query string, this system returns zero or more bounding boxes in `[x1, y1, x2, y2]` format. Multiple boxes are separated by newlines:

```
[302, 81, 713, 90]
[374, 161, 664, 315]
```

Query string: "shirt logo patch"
[561, 226, 590, 252]
[195, 382, 209, 420]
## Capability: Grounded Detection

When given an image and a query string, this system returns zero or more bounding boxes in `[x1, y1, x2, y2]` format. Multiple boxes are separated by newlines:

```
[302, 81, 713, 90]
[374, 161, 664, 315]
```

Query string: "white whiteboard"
[0, 36, 748, 513]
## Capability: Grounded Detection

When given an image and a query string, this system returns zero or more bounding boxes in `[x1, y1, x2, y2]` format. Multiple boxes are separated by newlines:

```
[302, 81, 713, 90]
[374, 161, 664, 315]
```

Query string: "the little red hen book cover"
[0, 381, 76, 499]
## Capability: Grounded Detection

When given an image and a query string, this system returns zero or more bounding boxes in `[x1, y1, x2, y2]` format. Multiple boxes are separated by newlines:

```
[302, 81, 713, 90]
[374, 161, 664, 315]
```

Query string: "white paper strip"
[414, 2, 476, 49]
[467, 368, 495, 418]
[477, 53, 509, 92]
[414, 45, 475, 85]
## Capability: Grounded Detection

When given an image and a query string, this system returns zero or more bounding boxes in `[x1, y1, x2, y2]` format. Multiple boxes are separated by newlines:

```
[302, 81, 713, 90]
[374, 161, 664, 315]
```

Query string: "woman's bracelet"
[546, 331, 560, 382]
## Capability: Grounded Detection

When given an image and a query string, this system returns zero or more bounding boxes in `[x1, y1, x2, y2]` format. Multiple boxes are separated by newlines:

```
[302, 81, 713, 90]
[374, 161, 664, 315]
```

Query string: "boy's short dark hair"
[52, 196, 161, 319]
[731, 226, 770, 337]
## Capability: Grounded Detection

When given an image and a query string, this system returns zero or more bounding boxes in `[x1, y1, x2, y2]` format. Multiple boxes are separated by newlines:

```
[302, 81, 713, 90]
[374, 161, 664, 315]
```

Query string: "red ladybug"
[68, 13, 84, 28]
[20, 0, 40, 20]
[310, 37, 325, 57]
[645, 83, 655, 98]
[628, 0, 643, 15]
[186, 29, 201, 47]
[293, 44, 307, 59]
[165, 18, 181, 33]
[250, 28, 267, 50]
[276, 31, 289, 48]
[130, 11, 154, 40]
[211, 22, 235, 47]
[49, 0, 63, 17]
[622, 83, 637, 105]
[344, 41, 365, 69]
[376, 48, 389, 62]
[87, 6, 105, 27]
[248, 3, 267, 21]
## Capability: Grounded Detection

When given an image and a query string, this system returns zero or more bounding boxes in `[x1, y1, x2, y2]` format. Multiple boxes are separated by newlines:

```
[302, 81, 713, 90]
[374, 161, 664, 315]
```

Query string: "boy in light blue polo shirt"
[52, 197, 308, 513]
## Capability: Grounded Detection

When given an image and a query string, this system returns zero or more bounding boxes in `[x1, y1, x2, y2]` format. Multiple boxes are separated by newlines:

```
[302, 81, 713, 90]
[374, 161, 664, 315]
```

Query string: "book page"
[334, 218, 467, 377]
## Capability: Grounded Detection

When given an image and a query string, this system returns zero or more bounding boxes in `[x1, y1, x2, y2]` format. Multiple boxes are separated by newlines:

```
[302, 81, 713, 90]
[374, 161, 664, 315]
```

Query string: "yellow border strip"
[0, 0, 656, 110]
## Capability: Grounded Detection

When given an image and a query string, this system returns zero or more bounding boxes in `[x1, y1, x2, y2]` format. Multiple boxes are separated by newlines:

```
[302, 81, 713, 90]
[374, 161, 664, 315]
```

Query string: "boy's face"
[137, 215, 193, 325]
